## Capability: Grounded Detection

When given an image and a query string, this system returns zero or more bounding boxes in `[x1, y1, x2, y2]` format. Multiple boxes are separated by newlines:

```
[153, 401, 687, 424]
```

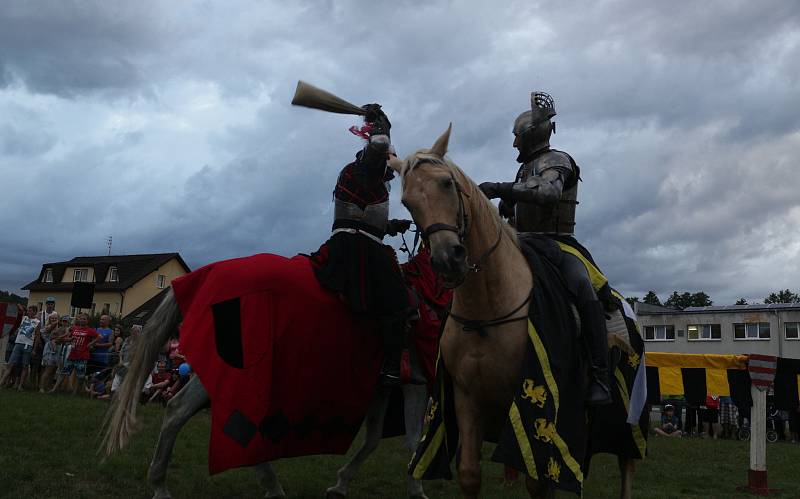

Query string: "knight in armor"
[310, 104, 413, 387]
[479, 92, 612, 406]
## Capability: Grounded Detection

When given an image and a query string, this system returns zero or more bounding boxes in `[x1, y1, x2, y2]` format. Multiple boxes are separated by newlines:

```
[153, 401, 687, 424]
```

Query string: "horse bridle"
[419, 171, 503, 275]
[415, 169, 530, 336]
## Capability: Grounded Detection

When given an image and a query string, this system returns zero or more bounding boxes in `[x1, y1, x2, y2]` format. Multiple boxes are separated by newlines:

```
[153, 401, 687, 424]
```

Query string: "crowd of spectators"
[655, 396, 800, 443]
[0, 299, 191, 406]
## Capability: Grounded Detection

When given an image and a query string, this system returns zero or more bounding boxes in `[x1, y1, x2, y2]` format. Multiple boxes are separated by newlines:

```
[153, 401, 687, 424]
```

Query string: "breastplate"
[514, 156, 578, 234]
[334, 198, 389, 233]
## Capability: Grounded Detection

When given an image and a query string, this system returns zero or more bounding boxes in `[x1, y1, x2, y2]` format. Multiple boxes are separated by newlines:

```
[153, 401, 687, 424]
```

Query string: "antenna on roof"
[106, 235, 113, 256]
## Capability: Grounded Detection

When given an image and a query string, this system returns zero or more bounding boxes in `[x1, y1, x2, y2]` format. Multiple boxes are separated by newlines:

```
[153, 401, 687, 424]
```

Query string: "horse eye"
[441, 178, 453, 189]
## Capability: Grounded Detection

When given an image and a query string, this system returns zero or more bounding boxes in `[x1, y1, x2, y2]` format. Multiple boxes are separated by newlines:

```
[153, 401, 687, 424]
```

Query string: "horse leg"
[618, 456, 635, 499]
[454, 389, 483, 499]
[147, 376, 209, 499]
[253, 461, 286, 499]
[402, 383, 429, 499]
[325, 386, 391, 498]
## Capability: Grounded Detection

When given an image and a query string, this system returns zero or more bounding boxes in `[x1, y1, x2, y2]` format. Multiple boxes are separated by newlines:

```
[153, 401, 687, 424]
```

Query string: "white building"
[635, 302, 800, 359]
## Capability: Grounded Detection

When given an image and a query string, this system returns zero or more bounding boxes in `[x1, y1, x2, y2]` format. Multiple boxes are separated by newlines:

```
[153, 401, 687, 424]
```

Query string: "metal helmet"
[513, 91, 557, 159]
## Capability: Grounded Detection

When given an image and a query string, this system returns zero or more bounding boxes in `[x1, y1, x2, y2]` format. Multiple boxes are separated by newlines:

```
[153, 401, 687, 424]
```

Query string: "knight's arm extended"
[480, 154, 573, 206]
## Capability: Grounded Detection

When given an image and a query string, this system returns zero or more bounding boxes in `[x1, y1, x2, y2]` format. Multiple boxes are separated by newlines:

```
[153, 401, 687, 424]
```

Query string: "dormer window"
[43, 269, 53, 283]
[73, 268, 89, 282]
[109, 267, 118, 282]
[156, 274, 166, 289]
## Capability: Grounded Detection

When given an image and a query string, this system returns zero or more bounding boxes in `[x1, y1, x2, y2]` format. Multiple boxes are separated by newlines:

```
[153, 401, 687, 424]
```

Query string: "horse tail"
[102, 289, 181, 456]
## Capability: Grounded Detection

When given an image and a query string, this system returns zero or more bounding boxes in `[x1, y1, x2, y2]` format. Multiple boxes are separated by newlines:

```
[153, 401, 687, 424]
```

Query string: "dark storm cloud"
[1, 0, 799, 307]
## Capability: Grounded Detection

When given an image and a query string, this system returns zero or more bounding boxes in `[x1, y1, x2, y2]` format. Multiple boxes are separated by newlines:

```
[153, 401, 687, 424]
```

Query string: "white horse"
[103, 288, 431, 499]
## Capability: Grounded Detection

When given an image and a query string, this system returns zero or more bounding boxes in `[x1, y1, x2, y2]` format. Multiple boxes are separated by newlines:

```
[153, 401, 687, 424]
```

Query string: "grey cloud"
[1, 0, 799, 308]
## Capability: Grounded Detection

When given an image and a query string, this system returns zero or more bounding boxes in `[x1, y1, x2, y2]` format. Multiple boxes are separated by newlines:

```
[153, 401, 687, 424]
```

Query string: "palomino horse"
[390, 125, 635, 499]
[103, 288, 431, 499]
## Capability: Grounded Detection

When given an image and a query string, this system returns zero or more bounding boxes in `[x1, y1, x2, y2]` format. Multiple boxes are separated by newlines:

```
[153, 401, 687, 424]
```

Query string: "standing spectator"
[719, 396, 739, 439]
[110, 324, 141, 396]
[37, 312, 60, 392]
[789, 405, 800, 444]
[50, 312, 100, 395]
[90, 314, 114, 368]
[0, 305, 40, 390]
[702, 394, 721, 438]
[1, 304, 24, 387]
[38, 297, 57, 328]
[108, 324, 124, 367]
[655, 404, 683, 437]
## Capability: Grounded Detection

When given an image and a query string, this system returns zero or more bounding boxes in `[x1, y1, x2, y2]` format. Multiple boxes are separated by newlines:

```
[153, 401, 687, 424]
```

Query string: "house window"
[102, 303, 110, 315]
[91, 303, 96, 316]
[734, 322, 770, 340]
[109, 267, 118, 282]
[644, 325, 675, 341]
[156, 274, 166, 289]
[70, 306, 80, 317]
[44, 269, 53, 283]
[688, 324, 722, 341]
[73, 268, 89, 282]
[786, 323, 800, 340]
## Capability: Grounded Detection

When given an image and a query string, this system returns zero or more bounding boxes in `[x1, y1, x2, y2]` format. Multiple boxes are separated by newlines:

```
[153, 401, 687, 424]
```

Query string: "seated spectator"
[655, 404, 683, 437]
[163, 363, 192, 402]
[86, 369, 112, 400]
[50, 312, 100, 395]
[0, 305, 41, 390]
[145, 361, 174, 405]
[166, 337, 185, 370]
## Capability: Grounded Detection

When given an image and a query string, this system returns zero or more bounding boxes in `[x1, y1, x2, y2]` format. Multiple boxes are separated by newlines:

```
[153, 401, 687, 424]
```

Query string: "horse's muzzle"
[431, 243, 468, 286]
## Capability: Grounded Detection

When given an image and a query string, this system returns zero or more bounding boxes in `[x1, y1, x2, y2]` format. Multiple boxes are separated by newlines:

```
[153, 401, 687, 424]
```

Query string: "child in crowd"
[50, 313, 100, 395]
[655, 404, 683, 437]
[38, 312, 61, 392]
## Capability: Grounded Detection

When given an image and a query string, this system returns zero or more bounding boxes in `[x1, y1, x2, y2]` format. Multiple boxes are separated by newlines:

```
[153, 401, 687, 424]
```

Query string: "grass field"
[1, 390, 799, 499]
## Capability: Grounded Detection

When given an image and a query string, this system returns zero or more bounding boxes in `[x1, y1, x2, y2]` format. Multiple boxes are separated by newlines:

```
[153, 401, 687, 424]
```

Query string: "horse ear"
[388, 157, 404, 173]
[430, 123, 452, 158]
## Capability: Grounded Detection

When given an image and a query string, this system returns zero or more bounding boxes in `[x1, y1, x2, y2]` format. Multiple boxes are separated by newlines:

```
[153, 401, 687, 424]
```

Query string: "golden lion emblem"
[533, 418, 557, 443]
[627, 353, 640, 368]
[521, 379, 547, 408]
[546, 457, 561, 482]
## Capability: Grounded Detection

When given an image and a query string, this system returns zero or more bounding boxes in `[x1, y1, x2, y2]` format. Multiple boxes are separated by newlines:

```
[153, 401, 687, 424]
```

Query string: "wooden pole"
[738, 354, 779, 496]
[748, 384, 768, 490]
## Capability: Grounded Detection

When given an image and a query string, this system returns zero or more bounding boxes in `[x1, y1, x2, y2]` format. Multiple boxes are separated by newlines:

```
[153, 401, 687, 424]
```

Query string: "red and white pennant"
[748, 353, 777, 391]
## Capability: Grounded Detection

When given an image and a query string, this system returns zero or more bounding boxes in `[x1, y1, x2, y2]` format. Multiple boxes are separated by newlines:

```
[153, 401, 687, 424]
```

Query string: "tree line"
[626, 289, 800, 310]
[0, 290, 28, 306]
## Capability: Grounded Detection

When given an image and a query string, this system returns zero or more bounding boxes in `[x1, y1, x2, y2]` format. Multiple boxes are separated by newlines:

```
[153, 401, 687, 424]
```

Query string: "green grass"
[1, 389, 798, 498]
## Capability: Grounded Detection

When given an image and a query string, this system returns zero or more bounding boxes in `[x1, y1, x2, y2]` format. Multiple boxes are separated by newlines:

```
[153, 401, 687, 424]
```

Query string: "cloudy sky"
[1, 1, 799, 305]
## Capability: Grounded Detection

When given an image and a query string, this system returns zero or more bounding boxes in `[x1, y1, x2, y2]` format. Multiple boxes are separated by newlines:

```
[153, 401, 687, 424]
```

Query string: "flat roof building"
[635, 302, 800, 359]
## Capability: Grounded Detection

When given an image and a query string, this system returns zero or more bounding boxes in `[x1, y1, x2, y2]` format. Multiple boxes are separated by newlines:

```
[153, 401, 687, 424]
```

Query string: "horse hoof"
[325, 490, 346, 499]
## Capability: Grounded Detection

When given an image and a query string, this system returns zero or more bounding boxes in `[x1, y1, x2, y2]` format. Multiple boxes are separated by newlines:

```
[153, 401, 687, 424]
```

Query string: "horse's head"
[389, 124, 471, 287]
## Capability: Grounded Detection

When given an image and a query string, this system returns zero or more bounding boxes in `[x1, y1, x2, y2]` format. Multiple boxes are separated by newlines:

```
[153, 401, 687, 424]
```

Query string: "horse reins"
[418, 169, 529, 336]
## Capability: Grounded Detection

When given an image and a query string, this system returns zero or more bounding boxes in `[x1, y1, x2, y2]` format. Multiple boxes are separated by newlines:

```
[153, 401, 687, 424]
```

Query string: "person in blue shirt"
[90, 314, 114, 367]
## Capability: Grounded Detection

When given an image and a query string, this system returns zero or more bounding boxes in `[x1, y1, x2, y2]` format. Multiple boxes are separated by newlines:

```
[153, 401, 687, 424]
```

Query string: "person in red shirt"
[49, 312, 100, 395]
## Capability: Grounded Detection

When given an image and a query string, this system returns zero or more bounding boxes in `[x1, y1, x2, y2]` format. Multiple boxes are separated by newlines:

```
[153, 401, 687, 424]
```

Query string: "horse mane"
[402, 149, 518, 245]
